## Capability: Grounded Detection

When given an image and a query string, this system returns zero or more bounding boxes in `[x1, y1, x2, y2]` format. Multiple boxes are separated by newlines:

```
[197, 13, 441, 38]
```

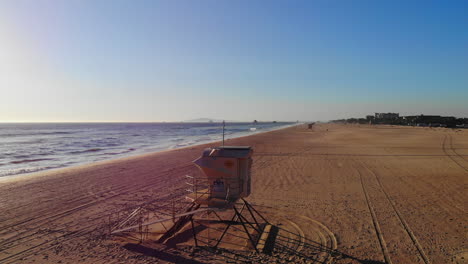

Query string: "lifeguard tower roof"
[202, 146, 252, 158]
[218, 146, 251, 150]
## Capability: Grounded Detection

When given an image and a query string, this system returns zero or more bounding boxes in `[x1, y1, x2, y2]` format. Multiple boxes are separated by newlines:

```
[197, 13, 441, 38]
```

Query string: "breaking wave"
[10, 158, 54, 164]
[0, 166, 61, 177]
[70, 148, 103, 154]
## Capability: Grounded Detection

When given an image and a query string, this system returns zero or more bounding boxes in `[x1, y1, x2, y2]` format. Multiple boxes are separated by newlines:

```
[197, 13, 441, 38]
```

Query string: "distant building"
[332, 113, 466, 128]
[403, 115, 458, 127]
[375, 113, 399, 120]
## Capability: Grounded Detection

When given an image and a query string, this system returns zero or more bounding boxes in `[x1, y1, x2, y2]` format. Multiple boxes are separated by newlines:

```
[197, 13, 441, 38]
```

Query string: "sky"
[0, 0, 467, 122]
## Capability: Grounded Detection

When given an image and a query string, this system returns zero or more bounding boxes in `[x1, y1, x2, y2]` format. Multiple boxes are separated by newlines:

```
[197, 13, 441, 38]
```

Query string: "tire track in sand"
[362, 164, 432, 264]
[356, 167, 393, 264]
[442, 135, 468, 173]
[449, 134, 468, 162]
[0, 194, 185, 264]
[274, 214, 337, 264]
[297, 215, 337, 264]
[0, 165, 192, 261]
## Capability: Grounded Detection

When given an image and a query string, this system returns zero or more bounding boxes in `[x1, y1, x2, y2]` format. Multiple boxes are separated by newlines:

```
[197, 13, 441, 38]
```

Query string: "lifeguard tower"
[110, 145, 273, 253]
[188, 146, 253, 208]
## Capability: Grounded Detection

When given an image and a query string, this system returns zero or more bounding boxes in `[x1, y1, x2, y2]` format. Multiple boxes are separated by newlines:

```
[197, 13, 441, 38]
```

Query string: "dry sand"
[0, 124, 467, 264]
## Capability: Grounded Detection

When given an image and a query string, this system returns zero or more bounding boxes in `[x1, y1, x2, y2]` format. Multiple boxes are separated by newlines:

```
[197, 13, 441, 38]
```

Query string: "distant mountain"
[183, 118, 241, 123]
[184, 118, 224, 123]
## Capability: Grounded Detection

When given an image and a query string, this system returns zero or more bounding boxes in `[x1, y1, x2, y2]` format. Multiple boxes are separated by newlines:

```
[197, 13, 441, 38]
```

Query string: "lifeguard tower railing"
[184, 175, 243, 205]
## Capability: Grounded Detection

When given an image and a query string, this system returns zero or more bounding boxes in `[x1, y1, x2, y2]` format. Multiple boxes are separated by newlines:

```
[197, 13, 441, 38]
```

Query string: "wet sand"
[0, 124, 467, 263]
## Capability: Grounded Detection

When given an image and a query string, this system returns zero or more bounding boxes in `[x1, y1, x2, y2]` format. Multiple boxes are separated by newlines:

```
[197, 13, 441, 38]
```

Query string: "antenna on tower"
[222, 120, 225, 146]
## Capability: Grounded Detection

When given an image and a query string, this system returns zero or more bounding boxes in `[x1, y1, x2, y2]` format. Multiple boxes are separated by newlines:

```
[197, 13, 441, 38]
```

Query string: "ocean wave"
[0, 131, 74, 138]
[10, 158, 54, 164]
[198, 136, 215, 141]
[37, 152, 55, 156]
[0, 166, 60, 177]
[101, 148, 136, 156]
[13, 155, 31, 159]
[70, 148, 103, 154]
[8, 151, 54, 160]
[1, 138, 48, 145]
[169, 141, 197, 149]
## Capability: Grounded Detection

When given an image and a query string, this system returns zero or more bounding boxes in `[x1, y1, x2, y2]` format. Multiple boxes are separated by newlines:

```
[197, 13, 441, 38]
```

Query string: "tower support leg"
[234, 206, 259, 253]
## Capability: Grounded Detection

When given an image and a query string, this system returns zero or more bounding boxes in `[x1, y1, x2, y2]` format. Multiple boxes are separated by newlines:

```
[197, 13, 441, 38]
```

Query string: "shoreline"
[0, 123, 300, 184]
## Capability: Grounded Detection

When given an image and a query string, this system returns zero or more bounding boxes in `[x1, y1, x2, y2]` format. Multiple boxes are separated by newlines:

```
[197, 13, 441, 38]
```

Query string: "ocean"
[0, 122, 295, 177]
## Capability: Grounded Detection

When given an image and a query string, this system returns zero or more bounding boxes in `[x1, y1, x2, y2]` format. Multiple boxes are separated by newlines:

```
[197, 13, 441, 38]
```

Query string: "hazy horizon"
[1, 0, 467, 122]
[0, 119, 296, 123]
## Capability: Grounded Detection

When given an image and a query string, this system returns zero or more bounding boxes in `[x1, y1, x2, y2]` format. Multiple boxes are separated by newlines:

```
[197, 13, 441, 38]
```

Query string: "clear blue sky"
[0, 0, 467, 122]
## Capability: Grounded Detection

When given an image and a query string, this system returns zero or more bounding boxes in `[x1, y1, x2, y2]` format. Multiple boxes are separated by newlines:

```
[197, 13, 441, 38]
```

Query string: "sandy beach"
[0, 124, 467, 264]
